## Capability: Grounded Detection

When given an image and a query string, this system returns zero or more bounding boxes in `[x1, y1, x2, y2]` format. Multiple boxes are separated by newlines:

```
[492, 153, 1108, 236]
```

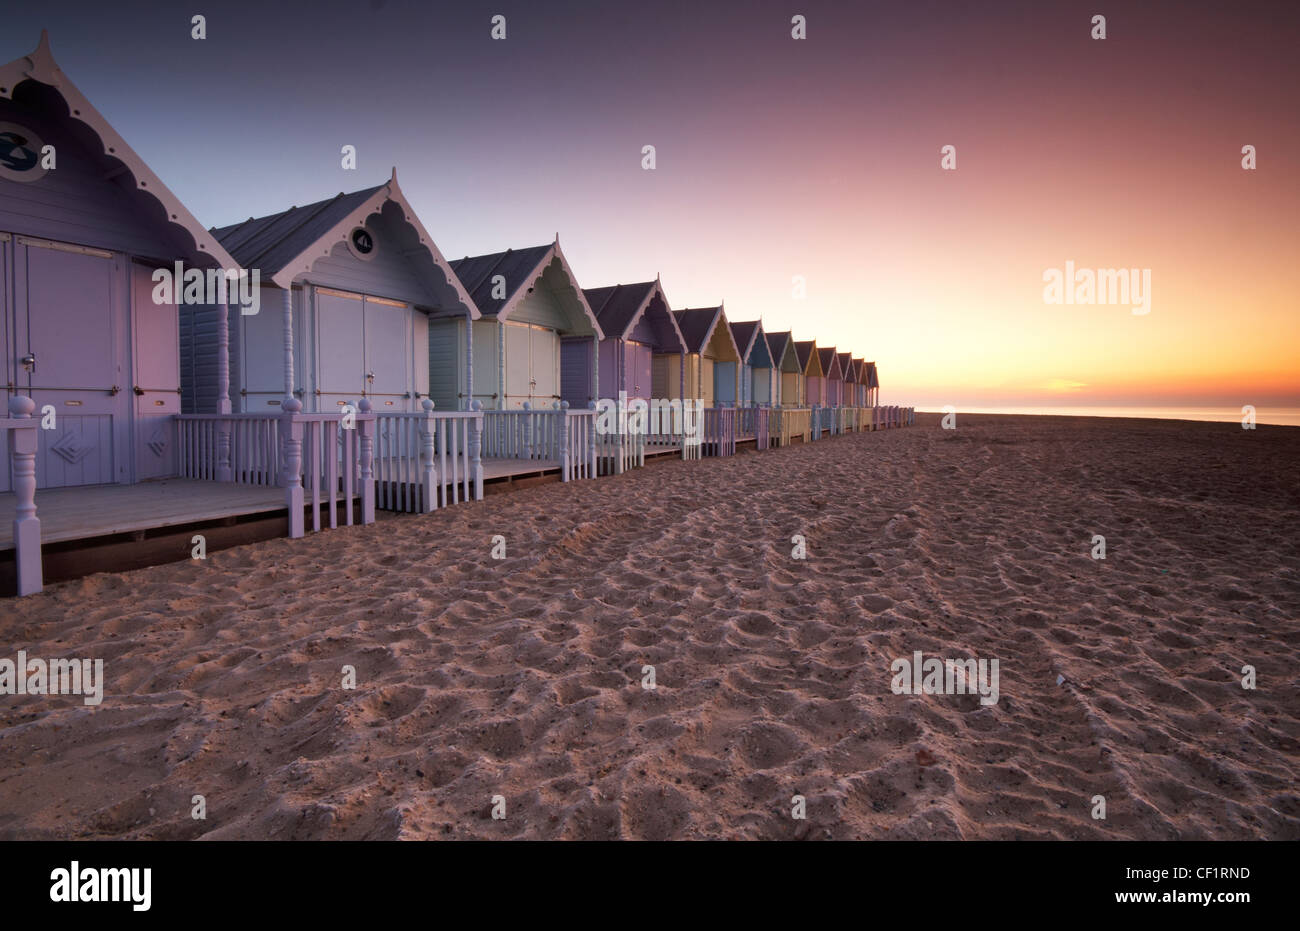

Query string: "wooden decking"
[0, 479, 285, 552]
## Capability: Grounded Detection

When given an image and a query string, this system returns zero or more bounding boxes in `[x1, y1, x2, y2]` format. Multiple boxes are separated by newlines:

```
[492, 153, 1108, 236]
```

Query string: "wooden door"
[131, 263, 179, 480]
[503, 321, 532, 409]
[363, 296, 411, 412]
[530, 324, 559, 406]
[315, 289, 365, 412]
[15, 238, 125, 487]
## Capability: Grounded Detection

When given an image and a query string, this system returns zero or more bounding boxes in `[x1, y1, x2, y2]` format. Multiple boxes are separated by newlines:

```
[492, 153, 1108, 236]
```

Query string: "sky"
[3, 0, 1297, 410]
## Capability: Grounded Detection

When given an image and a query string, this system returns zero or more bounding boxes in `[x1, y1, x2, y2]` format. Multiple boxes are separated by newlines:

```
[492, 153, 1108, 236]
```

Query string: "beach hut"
[818, 348, 844, 408]
[765, 330, 800, 407]
[440, 239, 602, 410]
[194, 173, 477, 415]
[851, 357, 867, 407]
[836, 352, 855, 406]
[795, 341, 825, 405]
[670, 306, 741, 407]
[1, 32, 245, 492]
[866, 361, 880, 407]
[579, 276, 686, 404]
[728, 321, 775, 407]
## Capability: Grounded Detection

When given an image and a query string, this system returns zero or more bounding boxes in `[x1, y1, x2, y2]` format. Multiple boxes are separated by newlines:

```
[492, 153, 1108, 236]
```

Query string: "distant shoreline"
[909, 408, 1300, 428]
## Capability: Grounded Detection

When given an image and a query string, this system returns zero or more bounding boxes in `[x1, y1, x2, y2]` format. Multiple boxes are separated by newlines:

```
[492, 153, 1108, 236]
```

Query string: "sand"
[1, 414, 1297, 840]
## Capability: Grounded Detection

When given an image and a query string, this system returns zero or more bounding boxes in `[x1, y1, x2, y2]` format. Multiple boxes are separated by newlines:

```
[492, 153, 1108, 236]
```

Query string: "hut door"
[503, 321, 532, 409]
[315, 289, 365, 412]
[362, 296, 411, 411]
[131, 263, 180, 481]
[530, 325, 559, 405]
[700, 356, 715, 406]
[13, 238, 125, 488]
[627, 342, 652, 400]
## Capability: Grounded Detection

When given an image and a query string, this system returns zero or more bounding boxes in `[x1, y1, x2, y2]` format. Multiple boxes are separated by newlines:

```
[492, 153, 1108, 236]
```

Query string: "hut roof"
[212, 172, 478, 314]
[673, 306, 740, 361]
[794, 340, 823, 376]
[766, 331, 798, 371]
[1, 31, 240, 271]
[584, 278, 685, 351]
[730, 320, 773, 367]
[818, 347, 842, 379]
[449, 240, 600, 335]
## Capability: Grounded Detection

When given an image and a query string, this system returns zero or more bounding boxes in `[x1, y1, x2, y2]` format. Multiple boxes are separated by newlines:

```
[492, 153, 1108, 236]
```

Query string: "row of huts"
[0, 33, 913, 595]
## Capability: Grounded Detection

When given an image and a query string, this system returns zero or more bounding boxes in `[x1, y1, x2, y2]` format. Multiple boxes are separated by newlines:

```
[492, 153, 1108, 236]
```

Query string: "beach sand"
[1, 414, 1297, 840]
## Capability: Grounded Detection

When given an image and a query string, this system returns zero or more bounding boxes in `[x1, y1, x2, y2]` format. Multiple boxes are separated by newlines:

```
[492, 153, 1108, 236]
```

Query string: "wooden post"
[469, 400, 484, 500]
[464, 310, 474, 412]
[557, 401, 571, 482]
[587, 400, 598, 477]
[8, 396, 42, 596]
[358, 398, 375, 525]
[281, 287, 295, 401]
[615, 393, 625, 475]
[678, 351, 686, 409]
[420, 399, 438, 512]
[216, 299, 234, 481]
[281, 397, 304, 538]
[522, 401, 533, 459]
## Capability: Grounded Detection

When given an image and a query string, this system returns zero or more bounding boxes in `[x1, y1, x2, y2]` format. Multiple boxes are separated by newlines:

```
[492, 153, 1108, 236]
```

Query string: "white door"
[363, 296, 412, 412]
[503, 321, 532, 409]
[131, 263, 180, 480]
[315, 289, 365, 412]
[530, 325, 559, 406]
[15, 239, 125, 488]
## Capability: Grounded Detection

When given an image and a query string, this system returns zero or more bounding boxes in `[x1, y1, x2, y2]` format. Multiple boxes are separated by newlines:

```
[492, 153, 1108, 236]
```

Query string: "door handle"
[20, 352, 35, 373]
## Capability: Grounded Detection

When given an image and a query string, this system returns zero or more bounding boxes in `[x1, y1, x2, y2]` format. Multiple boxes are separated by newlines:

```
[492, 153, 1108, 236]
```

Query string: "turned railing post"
[280, 397, 304, 539]
[358, 398, 375, 525]
[615, 394, 626, 474]
[557, 401, 571, 482]
[469, 400, 484, 500]
[587, 400, 598, 476]
[8, 396, 42, 595]
[215, 299, 234, 481]
[420, 399, 438, 512]
[522, 401, 534, 460]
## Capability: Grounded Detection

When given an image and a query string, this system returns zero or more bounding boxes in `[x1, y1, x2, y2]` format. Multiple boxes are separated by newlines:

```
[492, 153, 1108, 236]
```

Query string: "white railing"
[568, 408, 598, 480]
[482, 403, 600, 482]
[176, 413, 279, 485]
[177, 402, 376, 538]
[370, 404, 484, 513]
[4, 397, 42, 596]
[702, 407, 736, 458]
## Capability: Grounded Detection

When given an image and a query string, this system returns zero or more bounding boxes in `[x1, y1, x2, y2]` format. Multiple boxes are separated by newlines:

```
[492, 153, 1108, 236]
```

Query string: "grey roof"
[212, 184, 386, 277]
[448, 244, 554, 317]
[729, 321, 759, 359]
[836, 352, 853, 380]
[584, 281, 656, 338]
[672, 307, 723, 354]
[865, 362, 879, 388]
[817, 347, 840, 377]
[794, 340, 817, 372]
[766, 330, 794, 366]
